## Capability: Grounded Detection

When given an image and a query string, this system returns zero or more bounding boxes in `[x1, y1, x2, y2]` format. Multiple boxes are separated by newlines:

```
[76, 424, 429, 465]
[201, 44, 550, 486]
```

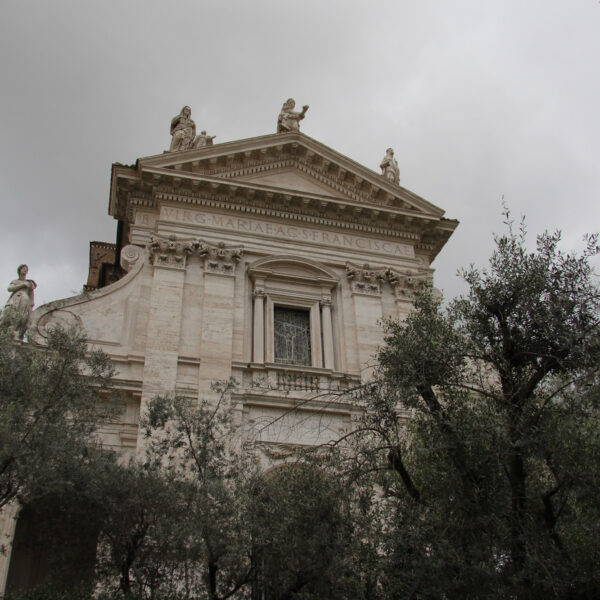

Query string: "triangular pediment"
[110, 131, 458, 264]
[235, 168, 355, 199]
[134, 132, 444, 217]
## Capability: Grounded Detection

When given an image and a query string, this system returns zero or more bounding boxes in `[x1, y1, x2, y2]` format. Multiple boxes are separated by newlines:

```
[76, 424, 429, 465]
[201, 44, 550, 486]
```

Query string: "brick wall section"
[84, 241, 116, 291]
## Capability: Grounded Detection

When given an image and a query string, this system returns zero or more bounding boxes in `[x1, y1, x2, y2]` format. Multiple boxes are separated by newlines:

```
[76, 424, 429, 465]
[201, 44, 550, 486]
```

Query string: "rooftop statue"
[380, 147, 400, 184]
[3, 264, 36, 341]
[169, 106, 196, 152]
[277, 98, 309, 133]
[193, 130, 216, 149]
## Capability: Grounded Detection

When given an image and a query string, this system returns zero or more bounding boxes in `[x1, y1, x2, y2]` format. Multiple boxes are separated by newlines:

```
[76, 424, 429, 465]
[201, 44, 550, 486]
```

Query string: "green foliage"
[0, 323, 115, 508]
[138, 382, 257, 600]
[4, 584, 94, 600]
[250, 462, 358, 600]
[358, 215, 600, 598]
[93, 459, 191, 599]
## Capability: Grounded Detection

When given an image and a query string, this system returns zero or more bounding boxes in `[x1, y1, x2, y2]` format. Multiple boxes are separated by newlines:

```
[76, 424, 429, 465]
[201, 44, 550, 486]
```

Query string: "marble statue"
[169, 106, 196, 152]
[3, 264, 36, 340]
[380, 147, 400, 184]
[277, 98, 309, 133]
[193, 130, 216, 149]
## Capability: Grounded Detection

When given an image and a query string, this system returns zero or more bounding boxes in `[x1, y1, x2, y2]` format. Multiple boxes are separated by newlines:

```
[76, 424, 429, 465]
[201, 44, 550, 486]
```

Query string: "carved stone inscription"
[160, 207, 414, 258]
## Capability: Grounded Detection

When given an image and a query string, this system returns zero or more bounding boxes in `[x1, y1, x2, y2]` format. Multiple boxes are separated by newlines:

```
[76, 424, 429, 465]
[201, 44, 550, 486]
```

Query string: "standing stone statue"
[277, 98, 309, 133]
[169, 106, 196, 152]
[193, 130, 216, 149]
[3, 264, 36, 340]
[380, 147, 400, 184]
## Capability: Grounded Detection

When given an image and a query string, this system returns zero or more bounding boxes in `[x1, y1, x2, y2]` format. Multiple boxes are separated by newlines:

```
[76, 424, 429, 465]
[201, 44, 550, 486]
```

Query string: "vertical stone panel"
[352, 293, 384, 381]
[197, 273, 236, 399]
[178, 260, 204, 358]
[139, 266, 186, 419]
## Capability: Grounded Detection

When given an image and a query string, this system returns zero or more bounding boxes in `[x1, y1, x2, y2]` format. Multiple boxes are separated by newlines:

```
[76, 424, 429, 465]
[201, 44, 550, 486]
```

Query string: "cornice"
[142, 165, 436, 221]
[110, 134, 459, 262]
[135, 132, 445, 217]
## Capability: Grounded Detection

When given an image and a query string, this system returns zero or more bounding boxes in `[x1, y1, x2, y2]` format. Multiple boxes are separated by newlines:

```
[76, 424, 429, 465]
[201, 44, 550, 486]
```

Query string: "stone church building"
[0, 104, 457, 591]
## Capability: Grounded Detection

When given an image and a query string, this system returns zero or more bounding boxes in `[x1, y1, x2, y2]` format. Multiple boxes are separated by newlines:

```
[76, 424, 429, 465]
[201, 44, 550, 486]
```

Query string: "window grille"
[273, 307, 311, 366]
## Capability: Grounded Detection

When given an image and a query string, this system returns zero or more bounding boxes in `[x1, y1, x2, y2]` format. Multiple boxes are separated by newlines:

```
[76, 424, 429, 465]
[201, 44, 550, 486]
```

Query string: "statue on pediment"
[3, 264, 36, 340]
[380, 147, 400, 184]
[193, 130, 216, 149]
[277, 98, 309, 133]
[169, 106, 196, 152]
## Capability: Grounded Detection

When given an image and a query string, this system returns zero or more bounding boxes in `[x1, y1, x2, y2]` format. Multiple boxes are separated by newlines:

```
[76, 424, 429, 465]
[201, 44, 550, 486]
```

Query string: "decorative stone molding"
[346, 262, 387, 296]
[276, 371, 319, 392]
[140, 188, 424, 244]
[387, 268, 432, 300]
[36, 309, 83, 339]
[120, 244, 145, 272]
[252, 441, 299, 461]
[148, 234, 196, 270]
[200, 241, 243, 275]
[147, 234, 243, 274]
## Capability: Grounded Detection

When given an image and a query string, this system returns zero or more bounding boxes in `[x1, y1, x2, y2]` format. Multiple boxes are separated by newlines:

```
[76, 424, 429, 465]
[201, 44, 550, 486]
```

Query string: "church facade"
[0, 105, 457, 591]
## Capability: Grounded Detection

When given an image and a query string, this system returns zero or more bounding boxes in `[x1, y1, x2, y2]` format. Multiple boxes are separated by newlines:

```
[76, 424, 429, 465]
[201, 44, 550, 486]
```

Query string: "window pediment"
[247, 255, 339, 288]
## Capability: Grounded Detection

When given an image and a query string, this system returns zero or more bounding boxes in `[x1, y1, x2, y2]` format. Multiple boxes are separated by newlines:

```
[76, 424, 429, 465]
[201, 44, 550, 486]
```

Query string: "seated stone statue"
[277, 98, 309, 133]
[193, 130, 216, 149]
[169, 106, 196, 152]
[380, 148, 400, 184]
[3, 264, 36, 340]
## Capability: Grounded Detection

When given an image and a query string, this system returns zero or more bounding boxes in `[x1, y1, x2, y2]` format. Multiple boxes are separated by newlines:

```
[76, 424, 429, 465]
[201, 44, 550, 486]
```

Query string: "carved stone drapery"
[345, 262, 387, 296]
[147, 234, 243, 274]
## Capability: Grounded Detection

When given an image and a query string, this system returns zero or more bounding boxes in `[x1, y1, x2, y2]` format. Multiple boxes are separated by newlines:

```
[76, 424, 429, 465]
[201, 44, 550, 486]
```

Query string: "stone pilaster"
[346, 263, 385, 380]
[309, 301, 323, 369]
[197, 244, 244, 399]
[138, 235, 194, 444]
[252, 286, 266, 364]
[320, 296, 335, 370]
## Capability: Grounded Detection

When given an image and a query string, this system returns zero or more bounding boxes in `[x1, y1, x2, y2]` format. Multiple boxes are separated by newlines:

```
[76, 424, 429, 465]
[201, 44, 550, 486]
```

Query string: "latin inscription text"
[159, 207, 414, 258]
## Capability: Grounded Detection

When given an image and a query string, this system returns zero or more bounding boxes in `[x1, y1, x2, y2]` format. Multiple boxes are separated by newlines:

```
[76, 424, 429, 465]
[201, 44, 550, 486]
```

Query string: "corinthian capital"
[345, 262, 387, 296]
[148, 234, 196, 270]
[387, 268, 433, 299]
[200, 241, 244, 275]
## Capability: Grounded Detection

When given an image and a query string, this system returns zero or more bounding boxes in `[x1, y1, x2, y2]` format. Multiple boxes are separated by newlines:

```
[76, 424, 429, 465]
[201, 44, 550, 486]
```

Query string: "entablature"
[110, 133, 458, 263]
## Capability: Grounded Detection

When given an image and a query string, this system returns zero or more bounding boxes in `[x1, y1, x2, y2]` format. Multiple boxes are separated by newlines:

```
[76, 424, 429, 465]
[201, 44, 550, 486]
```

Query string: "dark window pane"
[274, 307, 311, 366]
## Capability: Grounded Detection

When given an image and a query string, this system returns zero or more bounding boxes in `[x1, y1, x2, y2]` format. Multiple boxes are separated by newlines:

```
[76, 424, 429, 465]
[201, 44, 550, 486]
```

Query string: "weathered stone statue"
[3, 264, 36, 340]
[169, 106, 196, 152]
[193, 130, 216, 149]
[277, 98, 309, 133]
[380, 147, 400, 184]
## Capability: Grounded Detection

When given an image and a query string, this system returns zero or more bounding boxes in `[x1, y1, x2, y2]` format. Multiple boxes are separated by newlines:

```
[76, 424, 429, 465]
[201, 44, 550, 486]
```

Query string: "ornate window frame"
[248, 256, 339, 370]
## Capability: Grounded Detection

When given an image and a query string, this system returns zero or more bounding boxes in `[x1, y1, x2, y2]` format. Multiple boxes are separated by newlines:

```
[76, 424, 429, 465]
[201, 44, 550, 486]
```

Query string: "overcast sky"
[1, 0, 599, 307]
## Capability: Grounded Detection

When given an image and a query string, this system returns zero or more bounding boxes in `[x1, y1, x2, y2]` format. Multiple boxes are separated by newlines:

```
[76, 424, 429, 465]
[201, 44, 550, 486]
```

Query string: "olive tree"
[357, 215, 600, 599]
[0, 323, 114, 509]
